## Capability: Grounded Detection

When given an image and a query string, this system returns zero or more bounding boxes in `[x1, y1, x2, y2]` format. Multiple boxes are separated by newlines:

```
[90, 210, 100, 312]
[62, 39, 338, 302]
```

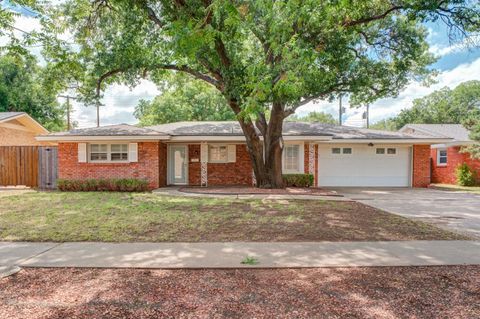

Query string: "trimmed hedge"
[283, 174, 314, 187]
[57, 178, 150, 192]
[456, 163, 477, 187]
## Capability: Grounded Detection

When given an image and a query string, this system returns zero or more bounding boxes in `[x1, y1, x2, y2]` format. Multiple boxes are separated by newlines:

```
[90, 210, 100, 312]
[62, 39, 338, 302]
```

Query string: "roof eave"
[35, 135, 171, 142]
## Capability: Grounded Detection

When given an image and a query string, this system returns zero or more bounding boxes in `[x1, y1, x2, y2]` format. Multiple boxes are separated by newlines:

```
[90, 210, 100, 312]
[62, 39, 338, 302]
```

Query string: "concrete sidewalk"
[1, 241, 479, 270]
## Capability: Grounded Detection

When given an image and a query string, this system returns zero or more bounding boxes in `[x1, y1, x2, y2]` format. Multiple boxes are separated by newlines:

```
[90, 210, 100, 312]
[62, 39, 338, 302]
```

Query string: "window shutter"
[78, 143, 87, 163]
[129, 143, 138, 162]
[227, 145, 236, 162]
[201, 143, 209, 162]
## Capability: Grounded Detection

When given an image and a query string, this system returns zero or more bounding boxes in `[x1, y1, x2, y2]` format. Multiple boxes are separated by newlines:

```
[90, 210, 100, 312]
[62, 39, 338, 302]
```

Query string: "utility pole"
[58, 94, 77, 130]
[96, 100, 100, 127]
[366, 104, 370, 128]
[338, 95, 343, 126]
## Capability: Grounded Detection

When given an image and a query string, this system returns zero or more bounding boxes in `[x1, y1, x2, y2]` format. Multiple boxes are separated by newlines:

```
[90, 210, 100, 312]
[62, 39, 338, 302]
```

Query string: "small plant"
[456, 163, 477, 187]
[241, 256, 259, 265]
[283, 174, 314, 187]
[57, 178, 150, 192]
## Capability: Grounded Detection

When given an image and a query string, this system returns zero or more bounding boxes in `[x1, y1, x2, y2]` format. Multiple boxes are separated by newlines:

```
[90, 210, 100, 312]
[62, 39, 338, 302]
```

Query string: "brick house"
[400, 124, 480, 185]
[37, 121, 450, 190]
[0, 112, 52, 146]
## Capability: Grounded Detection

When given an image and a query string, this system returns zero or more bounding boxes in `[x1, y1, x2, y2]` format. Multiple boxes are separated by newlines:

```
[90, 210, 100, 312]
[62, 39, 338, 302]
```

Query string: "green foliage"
[456, 163, 477, 187]
[387, 81, 480, 130]
[463, 116, 480, 159]
[57, 178, 150, 192]
[0, 53, 66, 131]
[241, 256, 259, 265]
[283, 174, 314, 187]
[370, 118, 398, 131]
[134, 74, 235, 125]
[287, 111, 336, 124]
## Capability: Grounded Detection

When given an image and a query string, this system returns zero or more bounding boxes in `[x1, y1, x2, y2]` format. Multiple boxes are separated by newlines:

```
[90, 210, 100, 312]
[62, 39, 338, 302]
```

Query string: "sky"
[2, 2, 480, 128]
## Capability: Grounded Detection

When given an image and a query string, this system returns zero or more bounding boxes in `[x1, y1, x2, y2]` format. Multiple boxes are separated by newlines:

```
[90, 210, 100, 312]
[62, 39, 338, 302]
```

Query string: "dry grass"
[0, 191, 468, 242]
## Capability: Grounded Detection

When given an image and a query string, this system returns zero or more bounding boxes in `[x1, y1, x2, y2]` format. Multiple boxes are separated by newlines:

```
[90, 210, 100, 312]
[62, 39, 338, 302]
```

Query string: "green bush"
[456, 163, 477, 186]
[57, 178, 150, 192]
[283, 174, 314, 187]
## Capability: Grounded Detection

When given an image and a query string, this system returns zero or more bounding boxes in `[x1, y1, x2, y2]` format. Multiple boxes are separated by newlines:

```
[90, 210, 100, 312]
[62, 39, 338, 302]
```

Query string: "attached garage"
[318, 144, 412, 187]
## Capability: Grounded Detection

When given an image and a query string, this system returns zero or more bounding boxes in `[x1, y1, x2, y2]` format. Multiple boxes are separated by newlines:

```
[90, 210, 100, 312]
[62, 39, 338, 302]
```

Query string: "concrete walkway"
[1, 241, 479, 272]
[153, 187, 349, 201]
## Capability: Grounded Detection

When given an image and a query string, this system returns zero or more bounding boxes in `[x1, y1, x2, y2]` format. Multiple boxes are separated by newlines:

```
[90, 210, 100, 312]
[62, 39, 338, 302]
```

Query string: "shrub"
[283, 174, 314, 187]
[57, 178, 150, 192]
[456, 163, 477, 186]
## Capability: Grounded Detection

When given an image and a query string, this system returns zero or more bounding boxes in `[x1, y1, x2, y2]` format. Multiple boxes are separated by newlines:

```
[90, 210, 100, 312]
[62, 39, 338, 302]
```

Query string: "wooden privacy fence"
[0, 146, 58, 189]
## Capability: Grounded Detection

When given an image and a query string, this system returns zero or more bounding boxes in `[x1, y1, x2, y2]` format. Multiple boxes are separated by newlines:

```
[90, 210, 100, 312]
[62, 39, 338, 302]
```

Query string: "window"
[209, 145, 228, 163]
[387, 148, 397, 155]
[437, 148, 448, 165]
[342, 148, 352, 154]
[90, 144, 108, 161]
[283, 144, 300, 172]
[376, 148, 385, 154]
[111, 144, 128, 161]
[89, 143, 129, 162]
[332, 148, 341, 154]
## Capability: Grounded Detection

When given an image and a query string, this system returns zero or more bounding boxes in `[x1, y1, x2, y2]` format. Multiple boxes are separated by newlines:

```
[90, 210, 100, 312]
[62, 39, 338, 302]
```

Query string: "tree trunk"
[229, 99, 285, 188]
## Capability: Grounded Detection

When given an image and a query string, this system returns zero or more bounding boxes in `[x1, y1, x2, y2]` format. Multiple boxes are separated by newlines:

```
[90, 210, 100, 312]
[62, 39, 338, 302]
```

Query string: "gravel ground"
[1, 266, 479, 319]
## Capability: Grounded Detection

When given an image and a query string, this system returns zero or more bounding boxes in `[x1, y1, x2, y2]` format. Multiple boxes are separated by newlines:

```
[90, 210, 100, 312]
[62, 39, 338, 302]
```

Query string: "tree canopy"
[24, 0, 480, 187]
[287, 111, 337, 124]
[0, 53, 66, 131]
[371, 80, 480, 130]
[134, 74, 235, 126]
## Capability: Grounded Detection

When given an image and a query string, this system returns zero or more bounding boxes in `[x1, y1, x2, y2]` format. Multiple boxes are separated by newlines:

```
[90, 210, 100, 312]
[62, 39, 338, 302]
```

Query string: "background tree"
[134, 74, 235, 126]
[287, 111, 336, 124]
[0, 53, 66, 131]
[41, 0, 479, 188]
[371, 81, 480, 130]
[370, 118, 398, 131]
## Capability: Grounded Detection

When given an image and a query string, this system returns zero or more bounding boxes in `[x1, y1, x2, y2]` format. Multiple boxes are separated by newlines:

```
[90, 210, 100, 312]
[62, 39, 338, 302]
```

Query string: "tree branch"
[342, 6, 403, 27]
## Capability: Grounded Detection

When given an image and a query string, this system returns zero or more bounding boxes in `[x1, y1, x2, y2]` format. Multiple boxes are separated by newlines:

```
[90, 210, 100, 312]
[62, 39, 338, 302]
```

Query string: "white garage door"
[318, 144, 411, 187]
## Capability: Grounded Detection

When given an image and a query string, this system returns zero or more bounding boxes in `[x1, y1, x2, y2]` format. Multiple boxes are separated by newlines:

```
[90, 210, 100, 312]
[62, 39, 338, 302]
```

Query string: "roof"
[47, 124, 164, 136]
[0, 112, 26, 122]
[37, 121, 450, 143]
[400, 124, 471, 142]
[0, 112, 49, 134]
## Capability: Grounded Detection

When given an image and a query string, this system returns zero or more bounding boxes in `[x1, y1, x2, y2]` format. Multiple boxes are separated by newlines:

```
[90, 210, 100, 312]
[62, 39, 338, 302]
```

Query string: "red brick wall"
[304, 143, 318, 187]
[158, 143, 167, 187]
[58, 142, 162, 189]
[187, 144, 252, 186]
[412, 145, 431, 188]
[431, 146, 480, 184]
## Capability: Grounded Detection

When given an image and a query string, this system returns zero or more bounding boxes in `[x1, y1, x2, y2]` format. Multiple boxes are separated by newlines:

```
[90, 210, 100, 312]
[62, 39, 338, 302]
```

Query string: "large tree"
[0, 53, 66, 131]
[371, 80, 480, 130]
[41, 0, 479, 187]
[134, 73, 235, 125]
[287, 111, 337, 124]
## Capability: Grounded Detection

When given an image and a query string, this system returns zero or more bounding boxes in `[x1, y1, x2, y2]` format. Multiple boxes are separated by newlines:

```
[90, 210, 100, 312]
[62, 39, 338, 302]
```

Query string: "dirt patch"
[179, 186, 340, 196]
[1, 266, 478, 318]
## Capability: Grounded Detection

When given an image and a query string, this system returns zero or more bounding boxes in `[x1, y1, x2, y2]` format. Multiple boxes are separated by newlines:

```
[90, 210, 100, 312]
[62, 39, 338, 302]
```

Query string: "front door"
[169, 145, 188, 185]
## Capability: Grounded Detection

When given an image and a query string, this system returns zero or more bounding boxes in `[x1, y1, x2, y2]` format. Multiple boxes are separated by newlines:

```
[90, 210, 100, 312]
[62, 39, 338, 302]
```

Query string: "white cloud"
[429, 34, 480, 57]
[298, 56, 480, 127]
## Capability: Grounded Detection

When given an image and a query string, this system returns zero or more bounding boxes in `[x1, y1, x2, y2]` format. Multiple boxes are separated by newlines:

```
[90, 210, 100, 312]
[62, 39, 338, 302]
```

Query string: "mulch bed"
[1, 266, 479, 318]
[179, 186, 340, 196]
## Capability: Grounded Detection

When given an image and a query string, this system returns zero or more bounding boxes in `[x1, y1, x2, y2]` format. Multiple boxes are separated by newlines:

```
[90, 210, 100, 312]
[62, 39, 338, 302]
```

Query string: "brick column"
[412, 145, 431, 188]
[304, 143, 317, 187]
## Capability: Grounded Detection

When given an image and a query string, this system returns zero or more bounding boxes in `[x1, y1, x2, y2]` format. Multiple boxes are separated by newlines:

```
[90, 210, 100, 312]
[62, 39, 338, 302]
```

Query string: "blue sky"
[2, 2, 480, 128]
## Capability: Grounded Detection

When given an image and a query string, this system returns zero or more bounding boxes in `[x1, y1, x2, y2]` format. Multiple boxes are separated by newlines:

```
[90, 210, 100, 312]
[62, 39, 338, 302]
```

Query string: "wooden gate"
[0, 146, 57, 189]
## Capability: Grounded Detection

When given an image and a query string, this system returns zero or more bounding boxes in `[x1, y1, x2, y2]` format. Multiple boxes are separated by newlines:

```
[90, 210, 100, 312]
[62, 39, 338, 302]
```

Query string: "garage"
[318, 144, 412, 187]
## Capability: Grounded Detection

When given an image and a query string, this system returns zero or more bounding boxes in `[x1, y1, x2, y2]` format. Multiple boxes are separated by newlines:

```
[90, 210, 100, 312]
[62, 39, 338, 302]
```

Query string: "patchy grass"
[1, 267, 479, 318]
[0, 192, 468, 242]
[431, 183, 480, 194]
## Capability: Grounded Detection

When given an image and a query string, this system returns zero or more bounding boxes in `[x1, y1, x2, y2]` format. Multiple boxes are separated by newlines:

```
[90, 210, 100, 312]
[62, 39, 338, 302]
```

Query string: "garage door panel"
[318, 145, 411, 187]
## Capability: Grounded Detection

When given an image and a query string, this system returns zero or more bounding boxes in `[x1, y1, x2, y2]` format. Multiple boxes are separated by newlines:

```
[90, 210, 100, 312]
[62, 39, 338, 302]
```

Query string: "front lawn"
[0, 192, 468, 242]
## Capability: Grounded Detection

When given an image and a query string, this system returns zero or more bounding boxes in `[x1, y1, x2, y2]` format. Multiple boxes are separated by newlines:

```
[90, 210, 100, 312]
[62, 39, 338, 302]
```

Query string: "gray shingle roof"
[0, 112, 25, 121]
[401, 124, 471, 142]
[48, 124, 164, 136]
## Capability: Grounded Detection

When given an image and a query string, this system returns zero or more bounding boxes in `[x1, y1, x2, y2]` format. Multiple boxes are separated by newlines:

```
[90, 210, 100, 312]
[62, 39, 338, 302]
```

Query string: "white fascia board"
[323, 138, 453, 144]
[169, 135, 332, 142]
[35, 135, 170, 142]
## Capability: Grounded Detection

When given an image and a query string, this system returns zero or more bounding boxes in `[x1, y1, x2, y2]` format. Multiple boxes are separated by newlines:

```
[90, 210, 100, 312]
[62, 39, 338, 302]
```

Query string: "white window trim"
[88, 143, 130, 163]
[208, 144, 229, 163]
[437, 148, 448, 166]
[282, 143, 304, 174]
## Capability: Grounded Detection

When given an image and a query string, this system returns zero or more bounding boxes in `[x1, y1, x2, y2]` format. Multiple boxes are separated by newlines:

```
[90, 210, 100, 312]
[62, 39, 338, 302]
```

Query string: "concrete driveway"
[331, 187, 480, 239]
